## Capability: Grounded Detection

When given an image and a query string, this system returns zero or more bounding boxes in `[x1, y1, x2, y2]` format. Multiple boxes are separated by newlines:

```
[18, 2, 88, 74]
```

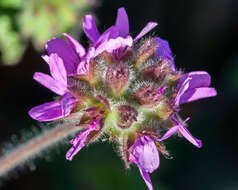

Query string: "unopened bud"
[105, 63, 130, 95]
[117, 105, 138, 129]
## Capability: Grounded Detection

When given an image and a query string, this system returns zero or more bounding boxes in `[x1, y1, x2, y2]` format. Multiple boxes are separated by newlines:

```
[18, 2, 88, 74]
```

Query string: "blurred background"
[0, 0, 237, 189]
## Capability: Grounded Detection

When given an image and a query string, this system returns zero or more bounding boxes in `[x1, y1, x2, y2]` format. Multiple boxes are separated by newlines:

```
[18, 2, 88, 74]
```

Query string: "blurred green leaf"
[0, 15, 25, 65]
[0, 0, 94, 65]
[0, 0, 22, 8]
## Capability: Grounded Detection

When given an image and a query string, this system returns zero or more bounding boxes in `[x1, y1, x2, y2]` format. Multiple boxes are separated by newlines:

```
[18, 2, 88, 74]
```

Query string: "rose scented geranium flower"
[29, 7, 217, 190]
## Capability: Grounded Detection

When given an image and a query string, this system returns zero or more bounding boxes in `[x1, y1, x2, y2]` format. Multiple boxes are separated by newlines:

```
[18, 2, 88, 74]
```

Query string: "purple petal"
[178, 124, 202, 148]
[28, 100, 63, 121]
[157, 125, 180, 141]
[63, 33, 86, 57]
[179, 87, 217, 104]
[172, 117, 202, 148]
[33, 72, 66, 96]
[95, 26, 119, 47]
[174, 77, 191, 107]
[129, 136, 159, 173]
[129, 136, 158, 190]
[99, 36, 133, 58]
[61, 92, 76, 116]
[115, 7, 129, 37]
[134, 22, 158, 42]
[179, 71, 211, 90]
[154, 37, 173, 60]
[41, 55, 49, 63]
[83, 15, 100, 43]
[138, 168, 154, 190]
[94, 26, 120, 56]
[154, 37, 175, 71]
[66, 121, 98, 161]
[46, 38, 79, 75]
[48, 53, 67, 87]
[66, 128, 92, 161]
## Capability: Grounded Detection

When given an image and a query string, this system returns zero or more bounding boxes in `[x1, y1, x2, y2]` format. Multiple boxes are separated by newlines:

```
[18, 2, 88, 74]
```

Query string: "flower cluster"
[29, 7, 217, 190]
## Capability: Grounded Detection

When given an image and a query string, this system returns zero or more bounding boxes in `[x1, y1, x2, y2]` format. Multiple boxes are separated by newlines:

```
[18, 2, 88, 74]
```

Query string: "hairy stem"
[0, 122, 81, 177]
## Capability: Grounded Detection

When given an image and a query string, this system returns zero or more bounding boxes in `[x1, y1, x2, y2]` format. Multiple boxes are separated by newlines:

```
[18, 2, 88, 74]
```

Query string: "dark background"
[0, 0, 238, 189]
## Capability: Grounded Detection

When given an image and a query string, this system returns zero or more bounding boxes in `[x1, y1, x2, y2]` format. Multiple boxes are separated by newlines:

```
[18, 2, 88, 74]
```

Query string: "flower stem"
[0, 122, 81, 177]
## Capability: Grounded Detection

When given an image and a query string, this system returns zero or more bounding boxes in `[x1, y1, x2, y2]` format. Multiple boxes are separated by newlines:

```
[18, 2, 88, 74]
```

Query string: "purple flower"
[66, 120, 99, 161]
[83, 7, 158, 59]
[158, 116, 202, 148]
[156, 71, 216, 148]
[28, 53, 76, 121]
[129, 136, 160, 190]
[175, 71, 217, 106]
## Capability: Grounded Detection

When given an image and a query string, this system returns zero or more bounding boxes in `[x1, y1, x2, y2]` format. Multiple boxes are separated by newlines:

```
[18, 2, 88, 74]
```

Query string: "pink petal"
[63, 33, 86, 57]
[179, 87, 217, 104]
[115, 7, 129, 37]
[157, 125, 180, 141]
[41, 55, 49, 63]
[33, 72, 66, 96]
[178, 125, 202, 148]
[66, 121, 98, 161]
[129, 136, 158, 190]
[134, 22, 158, 42]
[48, 53, 67, 87]
[83, 15, 100, 43]
[46, 38, 79, 75]
[172, 117, 202, 148]
[102, 36, 133, 55]
[28, 100, 63, 121]
[94, 26, 120, 56]
[129, 136, 159, 173]
[66, 128, 91, 161]
[138, 168, 154, 190]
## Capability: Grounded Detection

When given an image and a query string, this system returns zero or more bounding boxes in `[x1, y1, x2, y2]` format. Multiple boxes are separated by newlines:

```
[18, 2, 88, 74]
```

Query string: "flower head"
[29, 7, 217, 190]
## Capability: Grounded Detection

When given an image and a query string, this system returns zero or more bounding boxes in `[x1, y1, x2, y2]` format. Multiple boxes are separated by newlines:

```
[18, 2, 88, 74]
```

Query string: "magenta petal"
[46, 38, 79, 75]
[48, 53, 67, 87]
[179, 87, 217, 104]
[178, 125, 202, 148]
[66, 122, 97, 161]
[61, 92, 76, 116]
[63, 33, 86, 57]
[134, 22, 158, 42]
[157, 125, 180, 141]
[115, 7, 129, 37]
[33, 72, 66, 96]
[138, 168, 154, 190]
[83, 15, 100, 43]
[28, 100, 63, 121]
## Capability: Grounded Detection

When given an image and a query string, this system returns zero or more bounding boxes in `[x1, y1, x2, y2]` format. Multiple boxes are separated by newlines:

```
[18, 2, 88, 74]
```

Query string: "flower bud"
[105, 63, 130, 96]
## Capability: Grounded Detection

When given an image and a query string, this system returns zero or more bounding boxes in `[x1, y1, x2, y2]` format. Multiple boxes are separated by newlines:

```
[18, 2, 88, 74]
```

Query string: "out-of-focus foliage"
[0, 0, 93, 65]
